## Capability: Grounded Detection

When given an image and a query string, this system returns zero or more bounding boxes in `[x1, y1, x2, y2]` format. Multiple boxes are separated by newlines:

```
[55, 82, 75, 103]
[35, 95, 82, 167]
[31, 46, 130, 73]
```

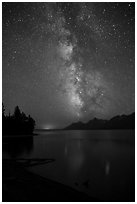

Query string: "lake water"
[3, 130, 135, 201]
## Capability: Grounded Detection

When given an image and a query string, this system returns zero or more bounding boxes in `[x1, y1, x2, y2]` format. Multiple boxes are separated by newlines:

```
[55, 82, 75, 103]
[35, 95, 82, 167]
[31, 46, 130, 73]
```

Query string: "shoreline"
[3, 159, 98, 202]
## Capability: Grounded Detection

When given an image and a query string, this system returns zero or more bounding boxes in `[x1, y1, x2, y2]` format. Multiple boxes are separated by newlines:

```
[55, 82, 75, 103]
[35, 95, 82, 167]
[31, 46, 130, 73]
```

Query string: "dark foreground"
[3, 130, 135, 202]
[2, 159, 97, 202]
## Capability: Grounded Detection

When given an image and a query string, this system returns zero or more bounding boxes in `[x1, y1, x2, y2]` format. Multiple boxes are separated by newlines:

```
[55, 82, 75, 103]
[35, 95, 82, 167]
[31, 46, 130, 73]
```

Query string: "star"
[2, 2, 135, 127]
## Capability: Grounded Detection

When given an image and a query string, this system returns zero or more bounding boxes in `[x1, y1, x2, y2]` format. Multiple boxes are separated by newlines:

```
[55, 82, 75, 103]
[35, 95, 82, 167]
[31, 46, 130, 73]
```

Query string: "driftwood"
[3, 158, 55, 167]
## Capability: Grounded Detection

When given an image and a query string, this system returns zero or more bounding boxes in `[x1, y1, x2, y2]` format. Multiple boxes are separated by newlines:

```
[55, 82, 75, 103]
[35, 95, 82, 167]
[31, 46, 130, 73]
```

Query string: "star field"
[3, 2, 135, 128]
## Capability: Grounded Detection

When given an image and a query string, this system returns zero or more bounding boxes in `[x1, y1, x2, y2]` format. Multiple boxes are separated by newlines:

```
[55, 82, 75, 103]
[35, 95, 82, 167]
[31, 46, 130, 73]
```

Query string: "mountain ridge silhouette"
[64, 112, 135, 130]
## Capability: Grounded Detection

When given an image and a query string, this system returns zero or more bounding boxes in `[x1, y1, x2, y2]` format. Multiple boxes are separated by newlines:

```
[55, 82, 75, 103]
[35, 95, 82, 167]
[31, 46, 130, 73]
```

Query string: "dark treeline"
[2, 103, 35, 135]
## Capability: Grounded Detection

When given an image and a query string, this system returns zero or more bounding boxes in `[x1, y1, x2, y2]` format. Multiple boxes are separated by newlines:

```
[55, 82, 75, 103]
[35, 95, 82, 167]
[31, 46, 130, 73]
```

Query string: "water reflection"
[65, 140, 84, 173]
[6, 130, 134, 201]
[105, 160, 110, 175]
[3, 136, 33, 158]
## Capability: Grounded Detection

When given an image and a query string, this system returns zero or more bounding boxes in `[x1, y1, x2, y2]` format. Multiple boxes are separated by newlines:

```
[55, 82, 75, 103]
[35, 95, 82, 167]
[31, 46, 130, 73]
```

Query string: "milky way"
[3, 3, 135, 128]
[32, 7, 114, 119]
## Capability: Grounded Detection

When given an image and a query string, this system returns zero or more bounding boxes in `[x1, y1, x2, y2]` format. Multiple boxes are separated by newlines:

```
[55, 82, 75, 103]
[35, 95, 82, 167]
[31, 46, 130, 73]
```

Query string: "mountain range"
[65, 112, 135, 130]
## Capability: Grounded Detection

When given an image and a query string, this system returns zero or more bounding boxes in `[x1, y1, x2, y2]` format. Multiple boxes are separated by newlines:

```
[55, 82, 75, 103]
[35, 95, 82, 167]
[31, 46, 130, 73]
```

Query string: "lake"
[3, 130, 135, 201]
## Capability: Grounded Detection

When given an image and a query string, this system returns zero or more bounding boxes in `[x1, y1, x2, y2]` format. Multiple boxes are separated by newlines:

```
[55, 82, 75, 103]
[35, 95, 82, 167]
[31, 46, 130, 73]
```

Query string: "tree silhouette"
[2, 103, 5, 119]
[14, 106, 21, 119]
[2, 103, 36, 135]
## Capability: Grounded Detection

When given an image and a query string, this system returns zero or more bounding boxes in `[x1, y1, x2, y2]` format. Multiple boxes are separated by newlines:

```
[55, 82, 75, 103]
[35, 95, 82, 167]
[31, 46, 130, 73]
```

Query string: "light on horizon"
[43, 124, 55, 130]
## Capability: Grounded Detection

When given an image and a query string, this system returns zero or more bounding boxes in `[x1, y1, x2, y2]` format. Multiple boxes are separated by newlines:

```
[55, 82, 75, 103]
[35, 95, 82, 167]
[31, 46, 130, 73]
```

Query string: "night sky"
[2, 2, 135, 129]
